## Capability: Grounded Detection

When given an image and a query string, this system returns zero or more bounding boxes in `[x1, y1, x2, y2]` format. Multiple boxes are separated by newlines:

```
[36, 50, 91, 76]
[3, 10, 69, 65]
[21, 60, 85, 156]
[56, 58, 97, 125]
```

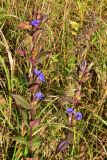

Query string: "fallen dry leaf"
[0, 96, 6, 105]
[18, 22, 32, 29]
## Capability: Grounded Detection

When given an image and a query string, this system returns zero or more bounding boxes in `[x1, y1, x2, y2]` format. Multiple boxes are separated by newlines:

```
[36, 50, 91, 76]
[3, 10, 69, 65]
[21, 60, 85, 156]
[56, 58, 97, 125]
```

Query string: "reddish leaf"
[56, 140, 69, 154]
[62, 96, 80, 106]
[18, 22, 32, 29]
[66, 132, 74, 142]
[16, 49, 27, 56]
[30, 119, 40, 127]
[26, 157, 39, 160]
[29, 57, 36, 65]
[28, 83, 39, 92]
[71, 98, 80, 106]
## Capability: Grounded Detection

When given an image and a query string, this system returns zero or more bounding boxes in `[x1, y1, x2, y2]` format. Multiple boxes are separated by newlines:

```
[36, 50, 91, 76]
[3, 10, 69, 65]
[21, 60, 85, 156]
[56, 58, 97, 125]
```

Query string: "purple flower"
[30, 19, 40, 27]
[66, 108, 74, 114]
[75, 112, 82, 120]
[35, 92, 44, 100]
[34, 69, 45, 82]
[34, 69, 41, 75]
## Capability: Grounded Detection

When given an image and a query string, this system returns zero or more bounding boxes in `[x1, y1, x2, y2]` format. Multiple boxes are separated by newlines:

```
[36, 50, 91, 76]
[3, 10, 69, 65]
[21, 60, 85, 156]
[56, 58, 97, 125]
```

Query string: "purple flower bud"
[66, 108, 74, 114]
[34, 69, 45, 82]
[67, 108, 74, 125]
[35, 92, 44, 100]
[80, 60, 87, 73]
[75, 112, 82, 120]
[30, 19, 40, 27]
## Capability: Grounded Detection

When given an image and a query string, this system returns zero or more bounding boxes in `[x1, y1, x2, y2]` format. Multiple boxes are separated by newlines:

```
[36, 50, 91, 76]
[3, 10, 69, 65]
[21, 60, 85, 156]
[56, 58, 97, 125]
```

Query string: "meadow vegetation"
[0, 0, 107, 160]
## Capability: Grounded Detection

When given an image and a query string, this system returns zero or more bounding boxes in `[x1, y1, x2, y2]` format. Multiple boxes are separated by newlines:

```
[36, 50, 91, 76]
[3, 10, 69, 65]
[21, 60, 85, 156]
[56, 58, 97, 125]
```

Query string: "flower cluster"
[66, 60, 92, 124]
[66, 108, 82, 121]
[34, 69, 45, 82]
[33, 69, 45, 100]
[17, 11, 47, 155]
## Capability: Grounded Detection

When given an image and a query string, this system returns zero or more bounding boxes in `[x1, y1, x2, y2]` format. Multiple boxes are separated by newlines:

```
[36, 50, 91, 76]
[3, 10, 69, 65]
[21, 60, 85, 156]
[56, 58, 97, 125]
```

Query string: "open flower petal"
[75, 112, 82, 120]
[30, 19, 41, 27]
[35, 92, 44, 100]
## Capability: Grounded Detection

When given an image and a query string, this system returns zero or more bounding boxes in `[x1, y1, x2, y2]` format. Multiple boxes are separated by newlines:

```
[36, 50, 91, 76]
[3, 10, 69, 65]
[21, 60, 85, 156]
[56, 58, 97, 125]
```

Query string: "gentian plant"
[11, 10, 48, 159]
[56, 60, 92, 158]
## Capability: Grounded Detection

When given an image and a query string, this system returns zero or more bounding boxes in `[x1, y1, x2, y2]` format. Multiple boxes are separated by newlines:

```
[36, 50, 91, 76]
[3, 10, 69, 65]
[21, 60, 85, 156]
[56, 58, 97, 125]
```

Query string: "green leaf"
[32, 136, 41, 148]
[11, 94, 30, 110]
[24, 146, 29, 156]
[12, 136, 29, 146]
[22, 110, 29, 127]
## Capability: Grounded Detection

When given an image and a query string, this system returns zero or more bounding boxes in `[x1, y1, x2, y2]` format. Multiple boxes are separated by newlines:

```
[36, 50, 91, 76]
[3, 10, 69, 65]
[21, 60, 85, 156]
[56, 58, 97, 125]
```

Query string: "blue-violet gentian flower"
[75, 112, 82, 120]
[30, 19, 40, 27]
[67, 108, 74, 114]
[35, 92, 44, 100]
[34, 69, 45, 82]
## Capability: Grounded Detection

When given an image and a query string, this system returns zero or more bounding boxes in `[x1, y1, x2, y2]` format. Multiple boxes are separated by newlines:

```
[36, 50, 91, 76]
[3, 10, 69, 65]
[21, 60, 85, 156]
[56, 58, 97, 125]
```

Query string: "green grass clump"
[0, 0, 107, 160]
